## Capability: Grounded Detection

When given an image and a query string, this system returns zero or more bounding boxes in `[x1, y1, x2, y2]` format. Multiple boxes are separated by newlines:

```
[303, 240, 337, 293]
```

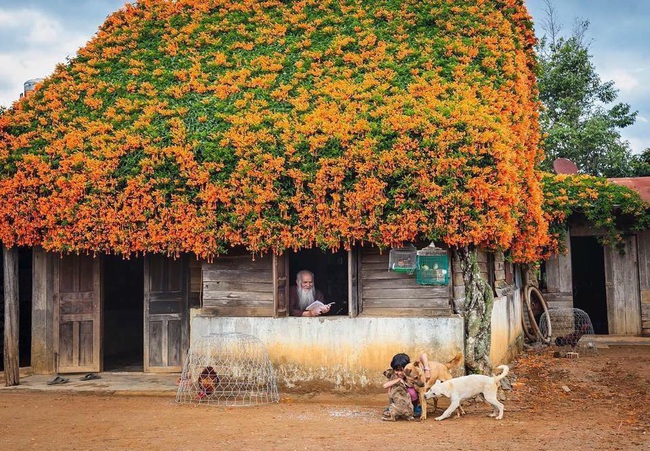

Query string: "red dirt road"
[1, 345, 648, 450]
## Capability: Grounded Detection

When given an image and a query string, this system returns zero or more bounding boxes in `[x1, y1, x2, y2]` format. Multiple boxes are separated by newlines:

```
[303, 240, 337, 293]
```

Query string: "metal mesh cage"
[389, 244, 417, 273]
[539, 308, 597, 355]
[415, 244, 449, 285]
[176, 332, 279, 406]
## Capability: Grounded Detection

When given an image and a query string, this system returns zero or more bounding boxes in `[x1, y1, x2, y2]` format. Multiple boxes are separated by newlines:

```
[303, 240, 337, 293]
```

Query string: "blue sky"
[0, 0, 648, 154]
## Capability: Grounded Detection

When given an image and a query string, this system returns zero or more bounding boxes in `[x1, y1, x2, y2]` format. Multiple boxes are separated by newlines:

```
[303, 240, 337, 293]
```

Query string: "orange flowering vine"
[0, 0, 548, 262]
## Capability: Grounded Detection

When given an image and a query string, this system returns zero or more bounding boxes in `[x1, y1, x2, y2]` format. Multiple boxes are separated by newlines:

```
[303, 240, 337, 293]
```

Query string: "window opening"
[287, 248, 349, 316]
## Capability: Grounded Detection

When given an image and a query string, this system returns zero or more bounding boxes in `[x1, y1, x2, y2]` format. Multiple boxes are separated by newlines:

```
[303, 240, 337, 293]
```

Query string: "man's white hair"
[296, 270, 314, 285]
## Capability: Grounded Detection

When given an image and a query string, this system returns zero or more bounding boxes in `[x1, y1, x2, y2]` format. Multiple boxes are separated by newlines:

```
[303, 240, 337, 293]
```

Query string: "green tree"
[630, 148, 650, 177]
[535, 2, 637, 177]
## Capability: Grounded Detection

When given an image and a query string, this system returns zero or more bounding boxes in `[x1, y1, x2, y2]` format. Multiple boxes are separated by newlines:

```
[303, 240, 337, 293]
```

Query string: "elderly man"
[289, 270, 331, 317]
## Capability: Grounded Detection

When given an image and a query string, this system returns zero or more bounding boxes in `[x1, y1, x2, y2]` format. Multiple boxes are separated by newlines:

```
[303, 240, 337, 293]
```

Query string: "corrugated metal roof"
[608, 177, 650, 203]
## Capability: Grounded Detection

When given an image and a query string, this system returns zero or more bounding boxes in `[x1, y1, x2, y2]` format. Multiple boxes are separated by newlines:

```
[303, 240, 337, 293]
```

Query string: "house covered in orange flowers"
[0, 0, 546, 389]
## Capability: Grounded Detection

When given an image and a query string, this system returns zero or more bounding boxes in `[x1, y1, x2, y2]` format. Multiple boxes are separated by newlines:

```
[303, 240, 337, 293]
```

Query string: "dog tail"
[493, 365, 509, 382]
[445, 352, 463, 370]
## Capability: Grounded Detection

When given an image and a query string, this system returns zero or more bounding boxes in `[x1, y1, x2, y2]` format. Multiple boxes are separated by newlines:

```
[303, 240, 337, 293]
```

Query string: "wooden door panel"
[605, 237, 641, 335]
[144, 255, 188, 373]
[55, 254, 101, 373]
[167, 320, 182, 366]
[148, 321, 163, 367]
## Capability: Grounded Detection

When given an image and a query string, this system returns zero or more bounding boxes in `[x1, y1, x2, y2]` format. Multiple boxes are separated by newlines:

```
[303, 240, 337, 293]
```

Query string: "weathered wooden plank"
[32, 247, 55, 374]
[361, 259, 395, 272]
[273, 253, 288, 317]
[359, 307, 451, 317]
[167, 320, 182, 367]
[349, 247, 359, 317]
[58, 322, 73, 367]
[363, 287, 449, 299]
[362, 270, 415, 281]
[202, 280, 274, 293]
[605, 237, 641, 334]
[545, 234, 573, 295]
[202, 269, 273, 283]
[203, 290, 274, 303]
[543, 293, 573, 310]
[204, 256, 273, 271]
[363, 297, 450, 309]
[203, 298, 274, 308]
[200, 306, 275, 317]
[58, 313, 96, 322]
[3, 246, 19, 386]
[148, 321, 163, 367]
[637, 230, 650, 291]
[362, 278, 445, 290]
[60, 298, 94, 315]
[79, 321, 94, 366]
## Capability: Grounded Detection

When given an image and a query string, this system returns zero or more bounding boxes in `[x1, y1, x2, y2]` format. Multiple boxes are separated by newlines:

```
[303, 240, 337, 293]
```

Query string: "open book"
[305, 301, 335, 314]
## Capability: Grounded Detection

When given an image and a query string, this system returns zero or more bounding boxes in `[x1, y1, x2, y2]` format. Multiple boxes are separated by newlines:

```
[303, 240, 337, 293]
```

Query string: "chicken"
[555, 323, 590, 348]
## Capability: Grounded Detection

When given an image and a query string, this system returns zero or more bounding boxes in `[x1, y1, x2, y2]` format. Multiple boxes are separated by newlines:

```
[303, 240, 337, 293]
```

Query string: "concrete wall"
[190, 314, 464, 392]
[489, 289, 523, 365]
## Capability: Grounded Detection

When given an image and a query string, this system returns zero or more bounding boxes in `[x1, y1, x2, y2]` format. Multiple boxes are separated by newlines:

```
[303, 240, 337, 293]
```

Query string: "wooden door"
[273, 253, 289, 317]
[55, 254, 102, 373]
[144, 254, 189, 372]
[604, 236, 642, 335]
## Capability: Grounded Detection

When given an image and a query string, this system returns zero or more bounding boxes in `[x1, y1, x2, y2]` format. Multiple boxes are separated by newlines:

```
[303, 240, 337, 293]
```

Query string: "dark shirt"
[288, 286, 326, 317]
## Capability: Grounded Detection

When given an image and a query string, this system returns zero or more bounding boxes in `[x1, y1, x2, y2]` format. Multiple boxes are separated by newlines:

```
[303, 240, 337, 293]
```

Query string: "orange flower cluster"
[0, 0, 547, 262]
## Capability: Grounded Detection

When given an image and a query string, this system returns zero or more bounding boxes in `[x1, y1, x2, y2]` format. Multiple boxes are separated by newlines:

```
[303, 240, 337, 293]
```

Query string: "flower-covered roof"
[0, 0, 547, 261]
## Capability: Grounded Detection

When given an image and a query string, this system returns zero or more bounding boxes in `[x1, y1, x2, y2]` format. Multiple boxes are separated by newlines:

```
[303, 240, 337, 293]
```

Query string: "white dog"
[424, 365, 509, 421]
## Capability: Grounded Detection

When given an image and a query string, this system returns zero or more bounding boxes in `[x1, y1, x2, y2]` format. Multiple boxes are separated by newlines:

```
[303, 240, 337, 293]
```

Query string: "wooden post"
[32, 247, 55, 374]
[3, 245, 20, 386]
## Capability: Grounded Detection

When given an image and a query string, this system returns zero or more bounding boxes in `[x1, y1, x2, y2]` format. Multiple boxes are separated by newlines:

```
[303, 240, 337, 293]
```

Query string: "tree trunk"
[457, 247, 493, 374]
[3, 245, 20, 386]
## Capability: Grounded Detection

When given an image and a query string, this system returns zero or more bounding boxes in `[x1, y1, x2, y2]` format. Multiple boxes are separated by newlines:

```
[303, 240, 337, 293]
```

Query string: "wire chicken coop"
[176, 332, 279, 406]
[539, 308, 597, 356]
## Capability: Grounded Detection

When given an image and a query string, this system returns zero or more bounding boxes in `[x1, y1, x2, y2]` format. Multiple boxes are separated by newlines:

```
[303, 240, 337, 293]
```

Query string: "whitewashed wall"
[489, 289, 523, 365]
[190, 314, 464, 391]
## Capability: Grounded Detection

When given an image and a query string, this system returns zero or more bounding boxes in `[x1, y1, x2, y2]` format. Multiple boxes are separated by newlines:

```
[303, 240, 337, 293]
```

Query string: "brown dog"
[403, 353, 463, 420]
[382, 369, 415, 421]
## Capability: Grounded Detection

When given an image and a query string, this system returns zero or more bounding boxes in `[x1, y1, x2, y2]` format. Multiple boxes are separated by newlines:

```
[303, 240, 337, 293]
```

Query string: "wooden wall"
[189, 257, 202, 308]
[638, 230, 650, 336]
[549, 218, 647, 336]
[359, 247, 452, 316]
[201, 254, 274, 317]
[542, 233, 573, 310]
[200, 246, 457, 317]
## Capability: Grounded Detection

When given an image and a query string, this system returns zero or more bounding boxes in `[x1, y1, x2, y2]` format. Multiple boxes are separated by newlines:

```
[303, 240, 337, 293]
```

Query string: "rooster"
[555, 323, 590, 348]
[197, 366, 219, 399]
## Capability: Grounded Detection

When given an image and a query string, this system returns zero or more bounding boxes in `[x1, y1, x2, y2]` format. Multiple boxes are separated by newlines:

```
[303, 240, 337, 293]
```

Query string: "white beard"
[298, 287, 315, 310]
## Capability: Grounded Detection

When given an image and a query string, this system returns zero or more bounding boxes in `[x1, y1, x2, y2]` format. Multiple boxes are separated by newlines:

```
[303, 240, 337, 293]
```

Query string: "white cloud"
[0, 8, 91, 106]
[607, 69, 639, 92]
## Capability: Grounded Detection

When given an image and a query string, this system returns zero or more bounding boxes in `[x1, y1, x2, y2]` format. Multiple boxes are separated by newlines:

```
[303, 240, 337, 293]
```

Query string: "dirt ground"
[0, 345, 648, 450]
